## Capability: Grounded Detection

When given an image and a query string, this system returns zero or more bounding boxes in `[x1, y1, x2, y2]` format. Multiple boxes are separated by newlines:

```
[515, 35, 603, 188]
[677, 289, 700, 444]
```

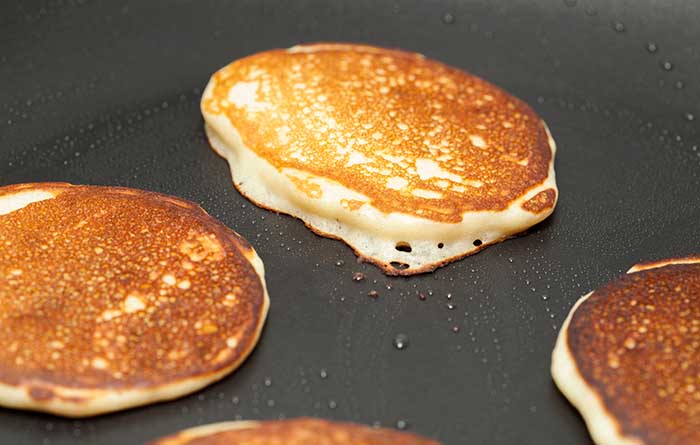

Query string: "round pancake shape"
[150, 417, 441, 445]
[201, 42, 557, 275]
[0, 183, 269, 417]
[552, 257, 700, 445]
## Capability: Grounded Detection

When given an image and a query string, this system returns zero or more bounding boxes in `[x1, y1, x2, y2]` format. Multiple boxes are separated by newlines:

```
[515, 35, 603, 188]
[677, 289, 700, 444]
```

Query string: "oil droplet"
[393, 334, 409, 350]
[624, 337, 637, 350]
[328, 400, 337, 409]
[441, 12, 455, 24]
[646, 42, 658, 53]
[446, 303, 456, 310]
[446, 293, 453, 300]
[396, 419, 409, 430]
[267, 399, 276, 407]
[685, 112, 695, 122]
[661, 60, 673, 71]
[335, 260, 345, 266]
[368, 290, 379, 298]
[264, 377, 272, 387]
[232, 396, 240, 405]
[417, 292, 427, 301]
[452, 325, 460, 333]
[612, 21, 626, 32]
[675, 80, 685, 89]
[352, 272, 365, 282]
[320, 368, 328, 379]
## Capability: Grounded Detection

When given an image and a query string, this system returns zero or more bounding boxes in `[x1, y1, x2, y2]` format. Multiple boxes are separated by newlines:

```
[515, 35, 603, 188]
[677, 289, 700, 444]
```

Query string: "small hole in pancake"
[473, 239, 483, 246]
[390, 262, 410, 270]
[437, 243, 444, 249]
[395, 242, 412, 253]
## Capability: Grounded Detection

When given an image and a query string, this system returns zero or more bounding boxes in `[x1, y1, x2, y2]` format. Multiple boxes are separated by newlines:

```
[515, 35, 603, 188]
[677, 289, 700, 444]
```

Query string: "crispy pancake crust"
[150, 418, 441, 445]
[0, 183, 269, 417]
[552, 256, 700, 445]
[202, 42, 557, 275]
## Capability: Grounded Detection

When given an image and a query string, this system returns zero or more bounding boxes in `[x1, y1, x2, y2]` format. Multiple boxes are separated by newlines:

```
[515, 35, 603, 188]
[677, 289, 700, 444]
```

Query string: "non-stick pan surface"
[1, 1, 699, 444]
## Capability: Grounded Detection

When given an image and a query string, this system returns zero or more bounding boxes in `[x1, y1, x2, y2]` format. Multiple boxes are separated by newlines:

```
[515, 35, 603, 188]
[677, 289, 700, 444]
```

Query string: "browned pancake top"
[567, 261, 700, 445]
[203, 43, 554, 223]
[153, 418, 440, 445]
[0, 183, 265, 398]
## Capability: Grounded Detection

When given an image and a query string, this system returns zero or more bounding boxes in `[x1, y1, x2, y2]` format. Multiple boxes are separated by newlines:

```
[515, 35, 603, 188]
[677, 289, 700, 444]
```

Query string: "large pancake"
[201, 42, 557, 275]
[150, 417, 441, 445]
[0, 183, 269, 417]
[551, 256, 700, 445]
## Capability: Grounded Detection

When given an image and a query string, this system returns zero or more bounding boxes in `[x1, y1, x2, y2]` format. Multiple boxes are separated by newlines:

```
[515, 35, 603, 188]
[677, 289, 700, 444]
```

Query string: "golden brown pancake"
[551, 256, 700, 445]
[0, 183, 269, 417]
[202, 42, 557, 275]
[149, 418, 441, 445]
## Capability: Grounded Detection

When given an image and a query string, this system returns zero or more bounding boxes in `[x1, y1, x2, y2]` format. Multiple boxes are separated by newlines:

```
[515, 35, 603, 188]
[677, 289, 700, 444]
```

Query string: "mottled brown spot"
[203, 43, 553, 223]
[0, 183, 266, 393]
[339, 199, 365, 211]
[285, 175, 323, 199]
[179, 234, 225, 263]
[521, 188, 556, 213]
[150, 418, 440, 445]
[28, 386, 54, 401]
[568, 261, 700, 445]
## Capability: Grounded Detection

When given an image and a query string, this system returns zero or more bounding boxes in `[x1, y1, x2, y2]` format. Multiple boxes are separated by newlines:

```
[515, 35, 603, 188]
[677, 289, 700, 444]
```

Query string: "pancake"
[149, 417, 441, 445]
[0, 183, 269, 417]
[551, 256, 700, 445]
[201, 42, 557, 275]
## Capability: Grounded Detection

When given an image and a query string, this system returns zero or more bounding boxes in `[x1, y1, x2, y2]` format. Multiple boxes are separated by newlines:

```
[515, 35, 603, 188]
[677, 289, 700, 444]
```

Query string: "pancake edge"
[551, 291, 642, 445]
[202, 100, 557, 276]
[627, 256, 700, 273]
[148, 418, 440, 445]
[150, 420, 261, 445]
[552, 256, 700, 445]
[0, 184, 270, 417]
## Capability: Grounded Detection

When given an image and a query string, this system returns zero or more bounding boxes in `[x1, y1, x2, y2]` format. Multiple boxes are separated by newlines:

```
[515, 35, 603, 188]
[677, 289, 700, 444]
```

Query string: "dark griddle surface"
[0, 1, 698, 444]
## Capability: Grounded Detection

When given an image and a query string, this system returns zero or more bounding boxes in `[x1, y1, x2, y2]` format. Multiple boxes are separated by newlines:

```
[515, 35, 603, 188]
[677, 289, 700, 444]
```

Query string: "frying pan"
[1, 0, 699, 443]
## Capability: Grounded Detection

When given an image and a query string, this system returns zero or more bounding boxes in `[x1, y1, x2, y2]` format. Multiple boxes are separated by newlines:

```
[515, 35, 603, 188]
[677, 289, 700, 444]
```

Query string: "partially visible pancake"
[201, 42, 557, 275]
[149, 417, 441, 445]
[0, 183, 269, 417]
[552, 256, 700, 445]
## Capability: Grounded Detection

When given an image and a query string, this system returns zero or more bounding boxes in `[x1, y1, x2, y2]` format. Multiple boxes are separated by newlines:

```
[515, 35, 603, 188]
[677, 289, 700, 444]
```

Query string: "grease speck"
[393, 334, 409, 350]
